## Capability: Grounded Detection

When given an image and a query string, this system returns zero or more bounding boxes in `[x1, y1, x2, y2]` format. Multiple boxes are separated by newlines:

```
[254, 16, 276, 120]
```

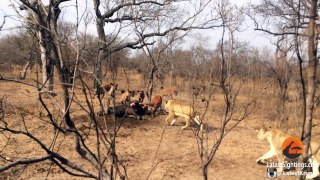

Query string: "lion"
[256, 127, 320, 179]
[164, 100, 203, 130]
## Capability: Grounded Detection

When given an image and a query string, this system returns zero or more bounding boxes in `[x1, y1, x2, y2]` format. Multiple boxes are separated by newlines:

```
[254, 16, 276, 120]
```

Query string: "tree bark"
[93, 0, 108, 88]
[147, 66, 156, 103]
[302, 0, 318, 166]
[39, 28, 54, 91]
[95, 19, 106, 88]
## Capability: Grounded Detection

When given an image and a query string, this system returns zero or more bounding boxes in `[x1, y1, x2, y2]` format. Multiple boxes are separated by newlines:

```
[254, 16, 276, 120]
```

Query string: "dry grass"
[0, 69, 319, 180]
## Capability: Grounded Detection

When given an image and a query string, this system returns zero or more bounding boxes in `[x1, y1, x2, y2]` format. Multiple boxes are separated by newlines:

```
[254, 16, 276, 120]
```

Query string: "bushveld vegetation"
[0, 0, 320, 179]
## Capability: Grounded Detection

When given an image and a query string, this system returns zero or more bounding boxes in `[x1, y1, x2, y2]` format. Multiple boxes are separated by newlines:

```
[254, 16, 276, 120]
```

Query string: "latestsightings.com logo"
[281, 136, 303, 159]
[267, 136, 307, 178]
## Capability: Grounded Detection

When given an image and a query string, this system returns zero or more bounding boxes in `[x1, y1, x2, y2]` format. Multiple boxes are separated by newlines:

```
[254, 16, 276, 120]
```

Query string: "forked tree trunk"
[93, 2, 108, 88]
[19, 60, 30, 79]
[27, 4, 54, 92]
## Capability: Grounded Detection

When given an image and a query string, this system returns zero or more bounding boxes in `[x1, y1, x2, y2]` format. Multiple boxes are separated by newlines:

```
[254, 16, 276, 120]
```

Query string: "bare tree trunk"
[302, 0, 318, 167]
[29, 7, 54, 92]
[147, 66, 156, 103]
[93, 0, 108, 88]
[170, 60, 176, 86]
[200, 132, 208, 180]
[39, 30, 54, 91]
[50, 15, 111, 180]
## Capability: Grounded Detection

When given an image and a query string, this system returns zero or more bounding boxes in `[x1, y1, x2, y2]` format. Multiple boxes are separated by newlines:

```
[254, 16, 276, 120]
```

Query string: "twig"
[145, 125, 167, 180]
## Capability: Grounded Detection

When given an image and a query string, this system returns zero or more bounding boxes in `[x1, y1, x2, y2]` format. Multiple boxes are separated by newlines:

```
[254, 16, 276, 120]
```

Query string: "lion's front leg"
[276, 152, 285, 173]
[306, 157, 320, 179]
[256, 149, 276, 164]
[165, 112, 176, 125]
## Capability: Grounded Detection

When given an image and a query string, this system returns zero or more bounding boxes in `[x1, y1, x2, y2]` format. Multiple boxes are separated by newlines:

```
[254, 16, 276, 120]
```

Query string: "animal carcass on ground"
[98, 102, 148, 120]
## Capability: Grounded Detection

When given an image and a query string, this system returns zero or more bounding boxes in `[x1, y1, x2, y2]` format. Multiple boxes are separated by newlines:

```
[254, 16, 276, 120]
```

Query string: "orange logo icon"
[282, 137, 303, 159]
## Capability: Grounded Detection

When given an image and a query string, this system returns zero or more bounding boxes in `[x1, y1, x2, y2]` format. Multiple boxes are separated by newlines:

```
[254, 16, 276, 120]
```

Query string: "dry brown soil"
[0, 70, 319, 180]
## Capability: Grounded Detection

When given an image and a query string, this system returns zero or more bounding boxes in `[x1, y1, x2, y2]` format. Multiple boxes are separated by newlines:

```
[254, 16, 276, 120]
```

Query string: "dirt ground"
[0, 70, 320, 180]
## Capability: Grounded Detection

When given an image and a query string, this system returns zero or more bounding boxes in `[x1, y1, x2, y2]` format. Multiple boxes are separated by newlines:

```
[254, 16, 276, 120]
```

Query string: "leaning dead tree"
[248, 0, 319, 176]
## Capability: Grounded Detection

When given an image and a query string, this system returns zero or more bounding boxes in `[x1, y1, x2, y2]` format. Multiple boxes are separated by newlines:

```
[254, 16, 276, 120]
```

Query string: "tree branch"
[0, 155, 52, 172]
[102, 1, 169, 19]
[0, 74, 37, 88]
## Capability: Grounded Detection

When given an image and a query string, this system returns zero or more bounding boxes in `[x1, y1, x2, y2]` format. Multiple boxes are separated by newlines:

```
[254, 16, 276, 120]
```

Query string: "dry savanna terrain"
[1, 0, 320, 179]
[0, 68, 320, 180]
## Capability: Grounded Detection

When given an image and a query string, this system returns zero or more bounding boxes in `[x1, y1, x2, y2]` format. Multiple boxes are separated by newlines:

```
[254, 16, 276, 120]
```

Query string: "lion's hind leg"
[193, 115, 200, 125]
[170, 119, 177, 126]
[192, 115, 204, 131]
[181, 116, 190, 130]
